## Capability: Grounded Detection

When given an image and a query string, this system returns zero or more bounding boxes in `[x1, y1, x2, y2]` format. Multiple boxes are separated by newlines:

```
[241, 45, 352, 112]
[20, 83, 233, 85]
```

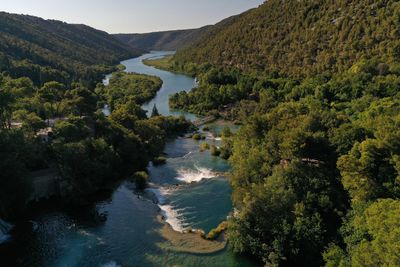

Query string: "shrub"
[192, 133, 202, 140]
[153, 156, 167, 165]
[200, 142, 210, 152]
[211, 145, 221, 156]
[133, 171, 149, 190]
[206, 221, 228, 240]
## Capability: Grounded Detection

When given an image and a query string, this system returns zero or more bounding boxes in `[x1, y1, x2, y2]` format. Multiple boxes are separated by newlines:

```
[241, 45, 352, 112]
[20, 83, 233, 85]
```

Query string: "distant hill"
[114, 27, 211, 51]
[0, 12, 140, 86]
[174, 0, 400, 78]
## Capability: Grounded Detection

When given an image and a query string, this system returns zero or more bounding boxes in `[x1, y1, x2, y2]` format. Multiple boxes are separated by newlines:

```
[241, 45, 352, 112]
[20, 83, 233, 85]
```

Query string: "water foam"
[101, 261, 121, 267]
[146, 187, 191, 232]
[176, 164, 216, 183]
[159, 205, 188, 232]
[146, 164, 218, 232]
[146, 187, 170, 205]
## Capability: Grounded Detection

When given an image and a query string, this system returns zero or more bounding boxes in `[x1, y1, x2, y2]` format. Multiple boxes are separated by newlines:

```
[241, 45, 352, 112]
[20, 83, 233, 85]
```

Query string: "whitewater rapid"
[146, 163, 220, 232]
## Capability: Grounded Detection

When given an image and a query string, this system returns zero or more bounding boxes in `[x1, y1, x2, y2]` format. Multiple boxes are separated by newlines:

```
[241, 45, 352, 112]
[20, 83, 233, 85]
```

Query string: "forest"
[166, 0, 400, 266]
[0, 69, 192, 219]
[170, 50, 400, 267]
[175, 0, 400, 79]
[0, 12, 140, 87]
[1, 1, 399, 266]
[0, 13, 196, 219]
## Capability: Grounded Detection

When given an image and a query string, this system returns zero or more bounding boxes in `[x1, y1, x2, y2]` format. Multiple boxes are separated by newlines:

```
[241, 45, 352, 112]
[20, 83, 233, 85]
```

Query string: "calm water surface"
[0, 52, 255, 267]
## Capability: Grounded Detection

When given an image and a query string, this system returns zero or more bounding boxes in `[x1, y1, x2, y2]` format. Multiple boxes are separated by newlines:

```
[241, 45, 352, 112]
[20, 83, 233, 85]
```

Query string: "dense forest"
[114, 27, 209, 51]
[98, 71, 163, 110]
[0, 12, 140, 87]
[0, 70, 192, 218]
[174, 0, 400, 79]
[167, 0, 400, 266]
[1, 1, 400, 265]
[0, 13, 193, 219]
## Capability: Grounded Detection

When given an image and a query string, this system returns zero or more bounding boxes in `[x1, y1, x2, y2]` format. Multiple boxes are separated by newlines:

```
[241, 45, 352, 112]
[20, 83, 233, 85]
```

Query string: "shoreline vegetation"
[157, 215, 227, 254]
[142, 55, 193, 76]
[142, 55, 175, 71]
[164, 56, 400, 266]
[0, 64, 193, 220]
[151, 1, 400, 265]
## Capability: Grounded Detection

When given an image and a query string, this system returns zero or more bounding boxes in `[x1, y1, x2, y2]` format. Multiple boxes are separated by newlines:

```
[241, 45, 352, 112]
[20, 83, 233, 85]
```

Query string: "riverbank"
[157, 215, 227, 254]
[142, 55, 185, 75]
[0, 52, 252, 267]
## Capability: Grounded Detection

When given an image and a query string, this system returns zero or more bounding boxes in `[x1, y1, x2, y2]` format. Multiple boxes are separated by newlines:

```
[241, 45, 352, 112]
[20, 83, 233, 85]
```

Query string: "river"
[0, 51, 254, 267]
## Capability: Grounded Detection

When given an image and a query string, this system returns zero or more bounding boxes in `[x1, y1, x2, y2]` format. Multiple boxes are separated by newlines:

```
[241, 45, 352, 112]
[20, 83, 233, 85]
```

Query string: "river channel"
[0, 51, 254, 267]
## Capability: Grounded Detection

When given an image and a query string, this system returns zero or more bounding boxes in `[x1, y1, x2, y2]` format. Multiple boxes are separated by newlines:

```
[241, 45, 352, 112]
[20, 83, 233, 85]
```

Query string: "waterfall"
[0, 219, 13, 243]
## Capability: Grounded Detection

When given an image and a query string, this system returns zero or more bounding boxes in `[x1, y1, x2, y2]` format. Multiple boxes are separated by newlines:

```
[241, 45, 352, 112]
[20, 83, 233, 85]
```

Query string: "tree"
[324, 199, 400, 267]
[63, 86, 98, 116]
[12, 109, 46, 133]
[151, 104, 160, 117]
[0, 88, 14, 129]
[37, 81, 66, 119]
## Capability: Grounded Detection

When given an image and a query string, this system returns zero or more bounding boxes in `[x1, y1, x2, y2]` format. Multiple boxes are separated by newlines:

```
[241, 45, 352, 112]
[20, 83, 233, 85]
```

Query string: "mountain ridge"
[0, 11, 140, 86]
[113, 27, 210, 51]
[173, 0, 400, 78]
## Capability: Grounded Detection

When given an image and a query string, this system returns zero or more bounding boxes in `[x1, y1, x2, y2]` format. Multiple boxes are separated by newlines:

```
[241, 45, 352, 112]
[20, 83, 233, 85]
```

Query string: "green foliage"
[97, 72, 162, 110]
[152, 156, 167, 166]
[132, 171, 149, 190]
[53, 117, 92, 143]
[210, 144, 221, 157]
[114, 27, 210, 51]
[199, 142, 210, 152]
[12, 110, 46, 133]
[325, 199, 400, 267]
[151, 104, 160, 117]
[192, 133, 203, 140]
[174, 0, 400, 79]
[52, 137, 119, 193]
[0, 129, 47, 217]
[169, 67, 256, 115]
[0, 63, 191, 216]
[0, 12, 139, 86]
[170, 54, 400, 265]
[143, 56, 175, 72]
[206, 221, 227, 240]
[37, 81, 67, 118]
[63, 86, 99, 116]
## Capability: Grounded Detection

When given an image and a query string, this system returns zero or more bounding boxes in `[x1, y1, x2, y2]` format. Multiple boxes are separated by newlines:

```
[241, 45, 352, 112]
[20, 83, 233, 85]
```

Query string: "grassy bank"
[143, 55, 175, 71]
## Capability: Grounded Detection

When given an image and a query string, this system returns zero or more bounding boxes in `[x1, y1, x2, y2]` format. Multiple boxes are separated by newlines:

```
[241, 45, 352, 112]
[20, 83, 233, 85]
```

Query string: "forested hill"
[114, 28, 209, 51]
[174, 0, 400, 78]
[0, 12, 140, 86]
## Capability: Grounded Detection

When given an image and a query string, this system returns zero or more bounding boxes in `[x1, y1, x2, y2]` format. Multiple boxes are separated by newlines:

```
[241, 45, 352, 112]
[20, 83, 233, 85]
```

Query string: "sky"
[1, 0, 264, 33]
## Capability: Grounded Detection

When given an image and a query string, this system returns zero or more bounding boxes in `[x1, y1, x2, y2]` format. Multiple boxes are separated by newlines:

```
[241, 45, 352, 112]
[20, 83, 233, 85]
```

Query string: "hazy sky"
[1, 0, 264, 33]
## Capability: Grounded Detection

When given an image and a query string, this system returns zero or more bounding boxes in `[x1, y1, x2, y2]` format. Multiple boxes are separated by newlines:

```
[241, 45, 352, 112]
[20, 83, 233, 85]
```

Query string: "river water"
[0, 51, 253, 267]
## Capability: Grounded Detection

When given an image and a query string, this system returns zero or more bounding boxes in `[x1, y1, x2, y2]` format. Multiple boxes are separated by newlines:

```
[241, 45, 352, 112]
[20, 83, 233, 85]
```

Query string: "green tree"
[151, 104, 160, 117]
[37, 81, 66, 119]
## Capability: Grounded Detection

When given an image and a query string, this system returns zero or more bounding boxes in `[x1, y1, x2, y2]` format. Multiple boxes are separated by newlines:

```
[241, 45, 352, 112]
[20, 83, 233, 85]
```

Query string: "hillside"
[114, 27, 210, 51]
[0, 12, 140, 86]
[174, 0, 400, 78]
[167, 1, 400, 266]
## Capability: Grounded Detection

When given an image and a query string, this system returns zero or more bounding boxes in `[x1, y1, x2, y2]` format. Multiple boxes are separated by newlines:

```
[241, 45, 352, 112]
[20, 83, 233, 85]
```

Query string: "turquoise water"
[122, 51, 198, 121]
[0, 52, 255, 267]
